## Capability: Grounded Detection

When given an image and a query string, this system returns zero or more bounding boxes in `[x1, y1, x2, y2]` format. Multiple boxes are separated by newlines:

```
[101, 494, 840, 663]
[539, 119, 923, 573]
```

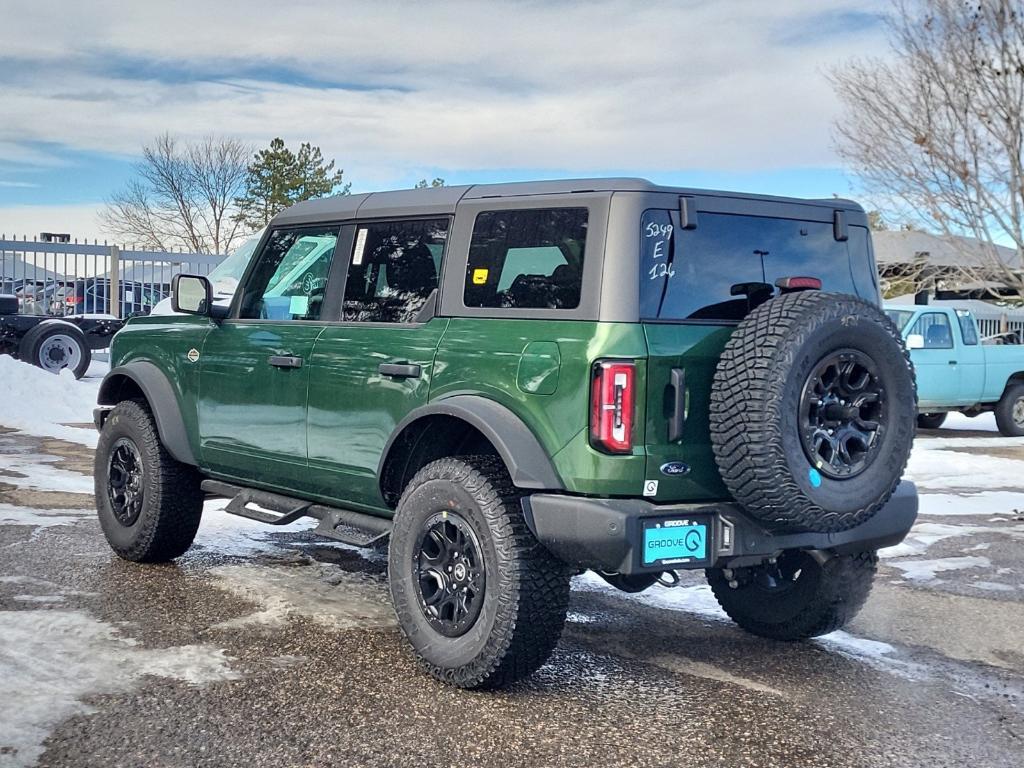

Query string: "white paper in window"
[353, 228, 368, 265]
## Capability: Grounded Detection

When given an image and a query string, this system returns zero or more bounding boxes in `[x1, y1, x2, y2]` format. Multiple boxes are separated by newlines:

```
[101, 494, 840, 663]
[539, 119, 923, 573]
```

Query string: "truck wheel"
[710, 291, 916, 533]
[706, 550, 877, 640]
[388, 455, 571, 689]
[19, 321, 91, 379]
[94, 400, 203, 562]
[917, 412, 947, 430]
[994, 382, 1024, 437]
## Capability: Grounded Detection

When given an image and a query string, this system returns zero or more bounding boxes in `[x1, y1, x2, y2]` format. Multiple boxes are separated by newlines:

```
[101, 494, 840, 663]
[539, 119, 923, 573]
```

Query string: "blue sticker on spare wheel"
[642, 519, 708, 565]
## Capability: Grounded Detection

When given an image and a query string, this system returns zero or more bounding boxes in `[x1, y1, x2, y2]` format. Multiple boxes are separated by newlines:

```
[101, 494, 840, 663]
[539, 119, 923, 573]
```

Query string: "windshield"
[884, 309, 915, 332]
[207, 230, 264, 295]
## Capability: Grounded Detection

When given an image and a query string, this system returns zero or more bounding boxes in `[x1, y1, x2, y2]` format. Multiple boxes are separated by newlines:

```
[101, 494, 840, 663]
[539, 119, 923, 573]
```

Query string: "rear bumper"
[523, 480, 918, 574]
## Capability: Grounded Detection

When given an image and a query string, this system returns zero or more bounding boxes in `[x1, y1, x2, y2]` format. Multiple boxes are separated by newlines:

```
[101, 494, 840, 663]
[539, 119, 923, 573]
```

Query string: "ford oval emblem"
[660, 461, 691, 477]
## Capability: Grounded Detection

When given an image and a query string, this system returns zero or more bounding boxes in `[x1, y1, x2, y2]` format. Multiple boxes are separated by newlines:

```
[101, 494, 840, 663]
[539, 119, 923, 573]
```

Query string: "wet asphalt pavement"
[1, 425, 1023, 768]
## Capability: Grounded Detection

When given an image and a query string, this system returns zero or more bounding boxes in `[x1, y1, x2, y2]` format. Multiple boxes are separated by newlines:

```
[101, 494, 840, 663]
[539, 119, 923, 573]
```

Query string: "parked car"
[885, 304, 1024, 434]
[94, 179, 918, 689]
[60, 278, 167, 317]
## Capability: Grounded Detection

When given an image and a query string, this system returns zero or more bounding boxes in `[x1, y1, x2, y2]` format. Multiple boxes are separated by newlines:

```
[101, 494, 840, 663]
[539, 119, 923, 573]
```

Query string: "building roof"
[873, 229, 1021, 270]
[273, 178, 866, 225]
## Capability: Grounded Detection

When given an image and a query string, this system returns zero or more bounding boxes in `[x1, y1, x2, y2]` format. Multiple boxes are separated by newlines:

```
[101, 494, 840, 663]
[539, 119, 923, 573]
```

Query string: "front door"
[198, 225, 340, 491]
[906, 311, 961, 407]
[306, 218, 451, 509]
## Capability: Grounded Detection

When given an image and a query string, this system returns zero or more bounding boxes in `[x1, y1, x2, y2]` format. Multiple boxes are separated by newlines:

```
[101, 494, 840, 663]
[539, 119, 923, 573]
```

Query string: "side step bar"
[200, 480, 392, 548]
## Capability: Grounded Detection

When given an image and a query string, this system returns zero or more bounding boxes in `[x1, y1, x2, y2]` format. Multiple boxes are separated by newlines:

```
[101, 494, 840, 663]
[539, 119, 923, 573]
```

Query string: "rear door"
[305, 217, 451, 509]
[640, 202, 867, 502]
[197, 225, 340, 491]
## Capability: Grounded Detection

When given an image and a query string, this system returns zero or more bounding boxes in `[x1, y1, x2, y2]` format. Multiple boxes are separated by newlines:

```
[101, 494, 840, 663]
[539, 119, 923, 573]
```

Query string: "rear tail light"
[590, 361, 636, 454]
[65, 295, 81, 304]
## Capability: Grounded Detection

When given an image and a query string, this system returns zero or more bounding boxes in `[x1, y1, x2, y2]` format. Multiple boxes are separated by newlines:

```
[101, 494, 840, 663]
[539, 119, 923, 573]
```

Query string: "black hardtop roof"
[272, 177, 864, 225]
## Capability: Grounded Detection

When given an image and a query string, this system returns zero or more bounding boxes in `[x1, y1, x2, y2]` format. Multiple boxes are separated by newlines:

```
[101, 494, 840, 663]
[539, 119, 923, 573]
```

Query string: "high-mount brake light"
[775, 276, 822, 291]
[590, 361, 636, 454]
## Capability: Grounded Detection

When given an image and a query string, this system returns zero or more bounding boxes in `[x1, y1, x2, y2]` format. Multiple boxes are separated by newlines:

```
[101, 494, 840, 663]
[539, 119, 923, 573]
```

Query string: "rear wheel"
[388, 455, 571, 689]
[995, 383, 1024, 437]
[706, 550, 877, 640]
[19, 321, 91, 379]
[94, 400, 203, 562]
[917, 412, 947, 430]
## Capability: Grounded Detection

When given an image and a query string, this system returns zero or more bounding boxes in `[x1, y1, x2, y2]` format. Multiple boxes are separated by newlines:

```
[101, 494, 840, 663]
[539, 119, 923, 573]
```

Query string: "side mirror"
[906, 333, 925, 350]
[171, 274, 212, 316]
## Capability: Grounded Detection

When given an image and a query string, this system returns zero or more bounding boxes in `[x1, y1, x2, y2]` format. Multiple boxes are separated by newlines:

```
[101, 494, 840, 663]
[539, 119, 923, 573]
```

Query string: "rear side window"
[464, 208, 587, 310]
[343, 218, 449, 323]
[642, 211, 858, 322]
[955, 309, 979, 345]
[908, 312, 954, 349]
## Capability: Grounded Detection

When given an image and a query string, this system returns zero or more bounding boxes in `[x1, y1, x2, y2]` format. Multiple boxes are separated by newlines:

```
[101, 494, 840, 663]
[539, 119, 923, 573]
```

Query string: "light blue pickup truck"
[885, 304, 1024, 435]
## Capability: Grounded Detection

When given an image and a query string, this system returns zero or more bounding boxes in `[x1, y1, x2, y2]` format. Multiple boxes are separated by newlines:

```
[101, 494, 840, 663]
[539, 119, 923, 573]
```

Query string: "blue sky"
[0, 0, 890, 240]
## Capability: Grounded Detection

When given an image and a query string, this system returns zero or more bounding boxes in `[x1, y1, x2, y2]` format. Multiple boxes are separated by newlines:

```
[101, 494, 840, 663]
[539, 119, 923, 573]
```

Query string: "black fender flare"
[97, 362, 197, 466]
[379, 395, 564, 492]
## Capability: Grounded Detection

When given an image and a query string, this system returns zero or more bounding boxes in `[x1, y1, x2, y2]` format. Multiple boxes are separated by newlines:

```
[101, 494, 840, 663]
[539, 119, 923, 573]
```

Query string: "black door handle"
[379, 362, 421, 378]
[268, 355, 303, 369]
[668, 367, 686, 442]
[948, 360, 958, 365]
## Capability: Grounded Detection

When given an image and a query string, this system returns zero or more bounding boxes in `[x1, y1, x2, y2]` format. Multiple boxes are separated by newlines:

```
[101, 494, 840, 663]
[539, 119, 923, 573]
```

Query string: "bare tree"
[831, 0, 1024, 297]
[100, 134, 251, 253]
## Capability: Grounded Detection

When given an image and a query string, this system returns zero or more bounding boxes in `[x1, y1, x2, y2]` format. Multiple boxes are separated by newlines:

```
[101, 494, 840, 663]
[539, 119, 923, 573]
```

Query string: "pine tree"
[235, 138, 350, 229]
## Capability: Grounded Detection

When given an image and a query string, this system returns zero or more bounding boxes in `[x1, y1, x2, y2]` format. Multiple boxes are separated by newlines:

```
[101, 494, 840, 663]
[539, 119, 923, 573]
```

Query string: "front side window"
[343, 218, 448, 323]
[464, 208, 587, 310]
[955, 309, 979, 345]
[908, 312, 954, 349]
[238, 227, 338, 320]
[885, 309, 916, 331]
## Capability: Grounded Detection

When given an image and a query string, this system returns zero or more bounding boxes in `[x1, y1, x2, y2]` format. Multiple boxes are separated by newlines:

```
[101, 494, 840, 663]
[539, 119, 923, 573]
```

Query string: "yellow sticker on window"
[472, 268, 489, 285]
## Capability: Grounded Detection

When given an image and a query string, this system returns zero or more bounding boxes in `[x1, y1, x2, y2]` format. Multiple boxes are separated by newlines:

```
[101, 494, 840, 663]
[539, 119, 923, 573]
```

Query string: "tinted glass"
[955, 309, 979, 345]
[908, 312, 953, 349]
[464, 208, 587, 310]
[642, 211, 857, 321]
[238, 227, 338, 320]
[343, 218, 448, 323]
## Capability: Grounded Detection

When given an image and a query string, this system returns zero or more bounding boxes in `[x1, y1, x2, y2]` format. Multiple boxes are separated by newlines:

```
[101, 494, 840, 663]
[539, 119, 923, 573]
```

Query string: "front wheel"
[388, 455, 571, 689]
[706, 550, 877, 640]
[995, 383, 1024, 437]
[94, 400, 203, 562]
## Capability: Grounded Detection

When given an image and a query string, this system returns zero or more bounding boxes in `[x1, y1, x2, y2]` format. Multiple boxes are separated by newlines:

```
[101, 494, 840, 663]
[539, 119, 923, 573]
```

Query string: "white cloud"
[0, 203, 105, 241]
[0, 0, 892, 184]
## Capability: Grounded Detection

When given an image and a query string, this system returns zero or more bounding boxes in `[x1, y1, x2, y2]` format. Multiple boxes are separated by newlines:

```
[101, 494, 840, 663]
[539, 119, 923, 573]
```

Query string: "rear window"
[641, 210, 865, 322]
[464, 208, 587, 310]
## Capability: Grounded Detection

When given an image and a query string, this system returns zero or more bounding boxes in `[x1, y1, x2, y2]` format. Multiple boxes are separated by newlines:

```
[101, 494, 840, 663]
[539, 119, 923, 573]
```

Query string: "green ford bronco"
[93, 179, 918, 688]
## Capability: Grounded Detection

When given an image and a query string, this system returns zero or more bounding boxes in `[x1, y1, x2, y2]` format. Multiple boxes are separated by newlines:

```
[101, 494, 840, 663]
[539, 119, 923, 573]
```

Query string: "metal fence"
[1, 237, 224, 319]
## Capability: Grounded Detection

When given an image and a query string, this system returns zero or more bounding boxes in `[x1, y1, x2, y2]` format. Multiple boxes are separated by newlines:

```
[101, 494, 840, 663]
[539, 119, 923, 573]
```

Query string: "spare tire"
[710, 291, 915, 533]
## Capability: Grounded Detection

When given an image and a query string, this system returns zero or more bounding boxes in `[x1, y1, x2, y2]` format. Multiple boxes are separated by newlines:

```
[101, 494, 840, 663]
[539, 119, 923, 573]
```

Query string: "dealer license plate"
[641, 517, 711, 567]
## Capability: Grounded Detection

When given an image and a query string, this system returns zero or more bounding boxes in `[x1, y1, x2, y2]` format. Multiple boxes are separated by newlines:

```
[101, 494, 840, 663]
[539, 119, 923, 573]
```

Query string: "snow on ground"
[0, 355, 106, 448]
[888, 556, 992, 582]
[0, 608, 237, 768]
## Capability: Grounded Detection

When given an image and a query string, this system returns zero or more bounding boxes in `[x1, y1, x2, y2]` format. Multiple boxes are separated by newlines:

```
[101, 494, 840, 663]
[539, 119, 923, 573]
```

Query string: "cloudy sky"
[0, 0, 890, 241]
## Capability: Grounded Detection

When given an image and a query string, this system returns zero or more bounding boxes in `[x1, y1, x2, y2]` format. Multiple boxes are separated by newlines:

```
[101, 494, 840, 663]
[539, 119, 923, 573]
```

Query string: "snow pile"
[0, 354, 103, 447]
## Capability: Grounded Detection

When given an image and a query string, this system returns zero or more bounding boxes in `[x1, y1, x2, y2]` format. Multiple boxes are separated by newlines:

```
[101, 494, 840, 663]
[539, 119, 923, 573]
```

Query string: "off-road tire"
[94, 400, 203, 562]
[994, 382, 1024, 437]
[917, 412, 948, 430]
[710, 291, 916, 534]
[706, 551, 877, 640]
[388, 455, 571, 689]
[19, 320, 91, 379]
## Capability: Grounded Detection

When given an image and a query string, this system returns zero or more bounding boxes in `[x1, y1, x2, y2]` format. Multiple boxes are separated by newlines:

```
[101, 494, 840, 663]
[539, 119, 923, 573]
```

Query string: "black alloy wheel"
[107, 436, 145, 526]
[799, 350, 885, 479]
[414, 512, 486, 637]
